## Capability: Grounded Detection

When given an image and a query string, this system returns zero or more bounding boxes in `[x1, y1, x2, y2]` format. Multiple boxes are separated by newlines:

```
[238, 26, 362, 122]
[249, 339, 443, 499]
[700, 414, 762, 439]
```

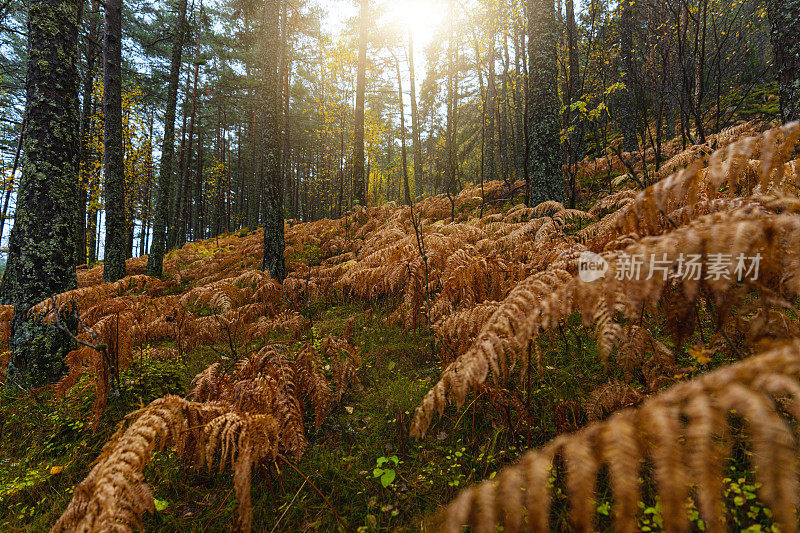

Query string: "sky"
[323, 0, 446, 86]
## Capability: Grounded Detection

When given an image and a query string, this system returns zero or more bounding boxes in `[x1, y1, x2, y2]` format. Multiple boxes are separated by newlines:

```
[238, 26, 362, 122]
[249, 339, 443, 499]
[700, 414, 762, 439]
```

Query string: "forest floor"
[0, 102, 789, 532]
[0, 271, 773, 532]
[1, 296, 570, 532]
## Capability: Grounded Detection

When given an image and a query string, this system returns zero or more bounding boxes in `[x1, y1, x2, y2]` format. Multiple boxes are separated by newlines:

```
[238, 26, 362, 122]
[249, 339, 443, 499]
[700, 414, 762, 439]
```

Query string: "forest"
[1, 0, 800, 530]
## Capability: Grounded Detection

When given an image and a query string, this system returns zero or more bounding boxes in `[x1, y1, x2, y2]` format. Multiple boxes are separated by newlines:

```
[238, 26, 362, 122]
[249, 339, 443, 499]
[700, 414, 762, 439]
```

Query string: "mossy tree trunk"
[768, 0, 800, 124]
[3, 0, 81, 386]
[525, 0, 563, 206]
[102, 0, 126, 282]
[261, 0, 286, 281]
[147, 0, 188, 277]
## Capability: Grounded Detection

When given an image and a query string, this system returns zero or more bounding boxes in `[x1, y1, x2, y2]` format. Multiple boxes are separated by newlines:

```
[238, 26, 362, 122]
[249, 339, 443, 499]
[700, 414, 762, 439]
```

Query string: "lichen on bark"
[525, 0, 564, 206]
[2, 0, 81, 387]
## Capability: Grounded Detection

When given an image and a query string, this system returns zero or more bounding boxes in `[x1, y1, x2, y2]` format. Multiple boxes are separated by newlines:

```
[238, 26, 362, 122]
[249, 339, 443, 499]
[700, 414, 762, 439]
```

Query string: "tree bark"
[102, 0, 126, 282]
[261, 0, 285, 281]
[4, 0, 81, 386]
[147, 0, 188, 276]
[526, 0, 563, 205]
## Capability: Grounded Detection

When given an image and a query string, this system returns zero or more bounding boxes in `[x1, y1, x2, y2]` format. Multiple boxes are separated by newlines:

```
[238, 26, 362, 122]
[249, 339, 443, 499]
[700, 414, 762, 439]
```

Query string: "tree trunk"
[179, 50, 200, 247]
[352, 0, 368, 207]
[394, 54, 411, 206]
[76, 3, 100, 265]
[147, 0, 188, 276]
[618, 0, 638, 153]
[409, 30, 423, 199]
[261, 0, 286, 281]
[0, 114, 25, 246]
[513, 23, 526, 187]
[445, 0, 458, 195]
[486, 21, 497, 184]
[565, 0, 583, 207]
[768, 0, 800, 123]
[3, 0, 81, 386]
[102, 0, 126, 282]
[526, 0, 563, 206]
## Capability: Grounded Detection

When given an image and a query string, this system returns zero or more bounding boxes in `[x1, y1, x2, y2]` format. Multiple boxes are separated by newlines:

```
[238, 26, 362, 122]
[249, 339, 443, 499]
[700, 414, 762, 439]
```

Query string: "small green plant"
[372, 455, 398, 488]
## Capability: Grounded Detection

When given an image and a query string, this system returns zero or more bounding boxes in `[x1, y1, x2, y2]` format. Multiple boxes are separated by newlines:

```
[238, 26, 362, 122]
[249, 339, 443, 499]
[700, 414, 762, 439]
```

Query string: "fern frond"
[442, 340, 800, 533]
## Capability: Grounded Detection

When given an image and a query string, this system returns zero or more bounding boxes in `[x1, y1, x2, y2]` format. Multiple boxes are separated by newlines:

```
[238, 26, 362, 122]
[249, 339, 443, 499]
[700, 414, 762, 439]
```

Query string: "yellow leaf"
[688, 345, 713, 365]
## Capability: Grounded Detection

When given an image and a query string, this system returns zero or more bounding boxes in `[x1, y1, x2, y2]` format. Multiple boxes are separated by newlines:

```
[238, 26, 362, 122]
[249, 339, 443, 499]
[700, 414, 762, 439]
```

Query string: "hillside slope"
[2, 120, 800, 531]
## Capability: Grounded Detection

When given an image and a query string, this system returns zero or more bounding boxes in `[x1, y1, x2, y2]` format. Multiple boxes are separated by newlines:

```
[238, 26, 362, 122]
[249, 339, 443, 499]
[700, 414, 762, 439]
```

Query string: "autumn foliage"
[1, 120, 799, 531]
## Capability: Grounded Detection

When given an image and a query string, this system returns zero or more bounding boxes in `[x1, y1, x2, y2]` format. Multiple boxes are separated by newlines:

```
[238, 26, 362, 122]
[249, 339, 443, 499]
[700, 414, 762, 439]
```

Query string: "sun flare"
[383, 0, 445, 51]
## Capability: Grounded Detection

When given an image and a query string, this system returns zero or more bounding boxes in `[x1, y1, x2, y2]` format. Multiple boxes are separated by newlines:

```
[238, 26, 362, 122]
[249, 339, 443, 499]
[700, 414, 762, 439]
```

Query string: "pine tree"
[147, 0, 189, 277]
[102, 0, 126, 281]
[261, 0, 286, 281]
[526, 0, 562, 206]
[3, 0, 81, 386]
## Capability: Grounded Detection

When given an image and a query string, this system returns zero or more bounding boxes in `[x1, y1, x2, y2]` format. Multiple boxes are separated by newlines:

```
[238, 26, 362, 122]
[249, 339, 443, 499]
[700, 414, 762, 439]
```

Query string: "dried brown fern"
[51, 396, 231, 533]
[442, 340, 800, 533]
[410, 269, 573, 436]
[55, 337, 357, 532]
[412, 123, 800, 437]
[413, 206, 800, 436]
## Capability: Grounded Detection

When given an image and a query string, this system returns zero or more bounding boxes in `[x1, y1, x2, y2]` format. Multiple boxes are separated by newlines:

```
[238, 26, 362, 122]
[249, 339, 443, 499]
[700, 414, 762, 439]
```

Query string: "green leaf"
[154, 498, 169, 512]
[380, 469, 396, 487]
[373, 468, 383, 478]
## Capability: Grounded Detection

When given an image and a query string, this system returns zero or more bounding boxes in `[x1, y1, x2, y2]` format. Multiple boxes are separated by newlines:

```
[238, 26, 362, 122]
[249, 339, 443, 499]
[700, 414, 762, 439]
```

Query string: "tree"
[526, 0, 562, 206]
[768, 0, 800, 123]
[617, 0, 638, 153]
[445, 0, 459, 195]
[102, 0, 126, 282]
[408, 29, 423, 200]
[76, 0, 101, 266]
[392, 51, 411, 206]
[3, 0, 81, 386]
[563, 0, 584, 207]
[352, 0, 368, 207]
[261, 0, 286, 281]
[148, 0, 189, 277]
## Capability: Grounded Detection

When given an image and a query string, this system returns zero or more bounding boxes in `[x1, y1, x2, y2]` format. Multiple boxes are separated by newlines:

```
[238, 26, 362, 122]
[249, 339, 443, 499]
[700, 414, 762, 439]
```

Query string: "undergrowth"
[1, 120, 800, 531]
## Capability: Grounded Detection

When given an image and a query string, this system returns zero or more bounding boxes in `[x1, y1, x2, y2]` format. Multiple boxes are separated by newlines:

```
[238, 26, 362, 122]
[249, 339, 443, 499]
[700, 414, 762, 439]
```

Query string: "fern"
[441, 340, 800, 533]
